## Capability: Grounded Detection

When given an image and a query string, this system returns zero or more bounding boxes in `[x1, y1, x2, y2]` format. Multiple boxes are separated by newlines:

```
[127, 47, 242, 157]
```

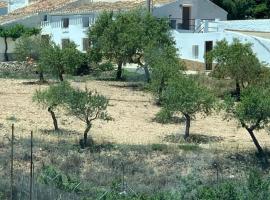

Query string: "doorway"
[182, 6, 191, 30]
[205, 41, 213, 70]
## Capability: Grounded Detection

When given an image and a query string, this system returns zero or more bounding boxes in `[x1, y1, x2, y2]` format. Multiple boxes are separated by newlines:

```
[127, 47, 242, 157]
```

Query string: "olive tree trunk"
[59, 73, 64, 82]
[83, 120, 93, 147]
[116, 61, 123, 80]
[48, 107, 59, 131]
[246, 128, 268, 165]
[39, 71, 45, 83]
[235, 81, 241, 101]
[143, 65, 151, 83]
[4, 36, 8, 61]
[184, 114, 191, 140]
[246, 128, 264, 155]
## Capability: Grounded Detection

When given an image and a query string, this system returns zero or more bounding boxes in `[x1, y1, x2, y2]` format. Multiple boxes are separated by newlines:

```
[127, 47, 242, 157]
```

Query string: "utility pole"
[30, 131, 33, 200]
[10, 124, 14, 200]
[147, 0, 152, 13]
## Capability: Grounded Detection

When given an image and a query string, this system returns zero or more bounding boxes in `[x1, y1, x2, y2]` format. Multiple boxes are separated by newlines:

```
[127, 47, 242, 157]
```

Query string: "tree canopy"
[211, 0, 270, 19]
[0, 24, 40, 61]
[223, 86, 270, 159]
[207, 39, 262, 100]
[88, 9, 173, 81]
[39, 41, 83, 81]
[162, 75, 216, 140]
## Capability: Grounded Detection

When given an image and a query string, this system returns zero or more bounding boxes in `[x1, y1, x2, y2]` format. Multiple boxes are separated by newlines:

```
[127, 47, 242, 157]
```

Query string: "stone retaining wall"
[0, 61, 37, 74]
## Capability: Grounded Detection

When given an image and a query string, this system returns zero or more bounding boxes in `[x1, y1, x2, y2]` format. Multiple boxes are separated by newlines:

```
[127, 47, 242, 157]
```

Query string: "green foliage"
[207, 39, 263, 99]
[0, 24, 40, 61]
[154, 108, 174, 124]
[89, 9, 173, 80]
[163, 75, 216, 119]
[211, 0, 270, 19]
[224, 86, 270, 131]
[145, 44, 184, 102]
[99, 62, 114, 71]
[38, 165, 82, 193]
[0, 24, 39, 39]
[33, 81, 72, 110]
[39, 41, 84, 81]
[64, 88, 109, 124]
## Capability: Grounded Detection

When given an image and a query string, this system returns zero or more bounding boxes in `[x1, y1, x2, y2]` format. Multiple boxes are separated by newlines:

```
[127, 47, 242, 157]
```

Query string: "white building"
[152, 0, 270, 70]
[0, 0, 270, 70]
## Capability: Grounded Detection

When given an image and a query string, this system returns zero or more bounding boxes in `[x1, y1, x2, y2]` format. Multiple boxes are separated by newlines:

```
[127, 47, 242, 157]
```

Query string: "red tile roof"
[0, 0, 174, 25]
[0, 1, 7, 8]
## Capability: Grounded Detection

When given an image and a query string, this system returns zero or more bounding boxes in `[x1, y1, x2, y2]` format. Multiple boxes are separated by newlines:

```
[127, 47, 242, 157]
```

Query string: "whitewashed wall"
[41, 14, 97, 52]
[0, 37, 16, 61]
[172, 30, 270, 66]
[211, 19, 270, 32]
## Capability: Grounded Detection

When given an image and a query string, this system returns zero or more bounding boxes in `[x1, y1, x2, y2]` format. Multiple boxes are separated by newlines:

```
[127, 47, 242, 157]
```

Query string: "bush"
[154, 109, 173, 124]
[99, 62, 114, 71]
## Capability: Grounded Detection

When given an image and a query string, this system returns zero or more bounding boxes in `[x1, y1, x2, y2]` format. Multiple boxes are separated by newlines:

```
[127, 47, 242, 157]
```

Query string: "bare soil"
[0, 78, 269, 151]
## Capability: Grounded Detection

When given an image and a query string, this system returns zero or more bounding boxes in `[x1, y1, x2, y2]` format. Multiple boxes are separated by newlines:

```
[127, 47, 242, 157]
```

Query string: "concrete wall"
[153, 0, 227, 28]
[0, 37, 16, 61]
[41, 13, 97, 52]
[215, 19, 270, 32]
[172, 29, 270, 70]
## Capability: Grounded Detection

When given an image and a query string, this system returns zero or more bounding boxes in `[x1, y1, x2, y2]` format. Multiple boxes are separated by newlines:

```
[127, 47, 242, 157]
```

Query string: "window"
[169, 19, 176, 29]
[82, 17, 89, 27]
[62, 18, 69, 28]
[192, 45, 199, 59]
[43, 15, 48, 21]
[82, 38, 89, 51]
[62, 39, 70, 48]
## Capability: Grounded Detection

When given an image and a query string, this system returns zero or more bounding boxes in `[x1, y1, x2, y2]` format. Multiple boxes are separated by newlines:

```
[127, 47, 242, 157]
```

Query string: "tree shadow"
[39, 128, 81, 136]
[163, 133, 224, 144]
[108, 82, 145, 91]
[226, 149, 270, 170]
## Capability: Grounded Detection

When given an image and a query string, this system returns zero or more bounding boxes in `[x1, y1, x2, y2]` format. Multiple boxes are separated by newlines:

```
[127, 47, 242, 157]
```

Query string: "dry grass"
[1, 78, 270, 198]
[0, 78, 269, 150]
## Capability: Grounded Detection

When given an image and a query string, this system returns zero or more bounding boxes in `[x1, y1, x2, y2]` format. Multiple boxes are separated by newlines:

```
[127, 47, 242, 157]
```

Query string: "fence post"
[10, 124, 14, 200]
[30, 131, 33, 200]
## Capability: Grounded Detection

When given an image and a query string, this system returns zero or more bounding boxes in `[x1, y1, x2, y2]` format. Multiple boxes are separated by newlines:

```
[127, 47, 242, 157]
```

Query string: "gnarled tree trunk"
[116, 61, 123, 80]
[83, 120, 93, 148]
[184, 114, 191, 140]
[39, 71, 45, 83]
[4, 36, 8, 61]
[59, 73, 64, 82]
[48, 107, 59, 131]
[235, 81, 241, 101]
[143, 65, 151, 83]
[246, 128, 264, 155]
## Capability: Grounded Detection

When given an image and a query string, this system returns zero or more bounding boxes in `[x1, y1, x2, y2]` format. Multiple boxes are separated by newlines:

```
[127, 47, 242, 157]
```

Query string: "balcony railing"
[40, 17, 97, 29]
[168, 18, 217, 32]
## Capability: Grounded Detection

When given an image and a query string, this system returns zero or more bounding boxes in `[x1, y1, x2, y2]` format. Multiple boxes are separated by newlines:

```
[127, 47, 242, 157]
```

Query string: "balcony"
[168, 18, 218, 33]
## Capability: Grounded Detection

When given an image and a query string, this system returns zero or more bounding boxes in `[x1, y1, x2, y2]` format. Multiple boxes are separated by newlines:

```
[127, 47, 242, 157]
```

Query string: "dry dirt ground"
[1, 78, 270, 198]
[0, 78, 269, 152]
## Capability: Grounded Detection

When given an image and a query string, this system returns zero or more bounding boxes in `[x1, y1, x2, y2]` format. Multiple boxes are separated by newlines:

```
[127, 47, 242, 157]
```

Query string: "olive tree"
[89, 10, 173, 81]
[145, 44, 184, 103]
[162, 75, 216, 140]
[207, 39, 262, 100]
[15, 35, 49, 82]
[33, 82, 72, 131]
[0, 25, 39, 61]
[39, 41, 83, 81]
[224, 86, 270, 158]
[65, 88, 109, 148]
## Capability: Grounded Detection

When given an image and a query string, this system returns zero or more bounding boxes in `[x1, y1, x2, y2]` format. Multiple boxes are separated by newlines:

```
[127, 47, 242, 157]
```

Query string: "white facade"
[172, 20, 270, 68]
[41, 13, 98, 52]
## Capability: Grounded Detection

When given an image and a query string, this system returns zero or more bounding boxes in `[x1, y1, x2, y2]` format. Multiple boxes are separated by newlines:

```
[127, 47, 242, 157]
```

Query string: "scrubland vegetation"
[1, 9, 270, 200]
